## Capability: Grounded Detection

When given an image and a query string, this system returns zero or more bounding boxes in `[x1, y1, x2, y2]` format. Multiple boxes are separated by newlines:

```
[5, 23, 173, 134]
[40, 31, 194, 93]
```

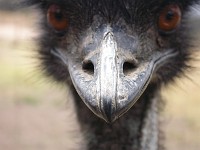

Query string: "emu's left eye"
[158, 4, 182, 32]
[47, 4, 69, 31]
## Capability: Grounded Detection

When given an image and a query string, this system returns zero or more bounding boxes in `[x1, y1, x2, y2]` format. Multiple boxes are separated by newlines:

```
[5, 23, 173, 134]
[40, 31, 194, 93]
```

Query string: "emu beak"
[66, 30, 173, 123]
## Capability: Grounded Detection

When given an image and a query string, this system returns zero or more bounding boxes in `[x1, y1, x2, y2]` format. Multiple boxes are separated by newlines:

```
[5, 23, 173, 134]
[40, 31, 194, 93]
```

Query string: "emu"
[26, 0, 198, 150]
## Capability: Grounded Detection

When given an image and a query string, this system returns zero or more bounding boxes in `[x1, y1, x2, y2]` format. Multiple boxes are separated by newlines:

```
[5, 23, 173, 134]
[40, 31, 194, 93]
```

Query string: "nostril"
[123, 61, 137, 75]
[82, 60, 94, 75]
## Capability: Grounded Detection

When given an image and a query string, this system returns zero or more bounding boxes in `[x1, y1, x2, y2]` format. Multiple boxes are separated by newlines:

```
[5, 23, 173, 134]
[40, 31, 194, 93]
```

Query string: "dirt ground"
[0, 11, 200, 150]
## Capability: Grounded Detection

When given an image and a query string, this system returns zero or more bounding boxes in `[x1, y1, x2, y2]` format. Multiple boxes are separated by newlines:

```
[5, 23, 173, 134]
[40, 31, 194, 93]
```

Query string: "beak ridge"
[97, 32, 118, 122]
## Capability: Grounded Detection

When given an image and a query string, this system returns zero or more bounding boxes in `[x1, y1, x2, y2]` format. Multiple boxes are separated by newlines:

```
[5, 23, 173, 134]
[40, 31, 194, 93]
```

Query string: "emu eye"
[47, 4, 69, 31]
[158, 4, 181, 32]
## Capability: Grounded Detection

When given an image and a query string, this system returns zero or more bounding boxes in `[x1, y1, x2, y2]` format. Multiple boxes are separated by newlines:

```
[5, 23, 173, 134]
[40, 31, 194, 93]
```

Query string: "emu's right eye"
[158, 4, 181, 32]
[47, 4, 69, 31]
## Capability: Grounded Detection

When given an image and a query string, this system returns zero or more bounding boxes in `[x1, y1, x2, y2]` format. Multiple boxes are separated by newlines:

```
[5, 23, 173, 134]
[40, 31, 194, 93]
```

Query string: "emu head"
[28, 0, 198, 122]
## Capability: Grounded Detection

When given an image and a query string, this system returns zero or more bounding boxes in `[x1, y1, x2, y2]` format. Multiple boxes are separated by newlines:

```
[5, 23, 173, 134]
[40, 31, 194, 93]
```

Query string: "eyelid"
[47, 4, 69, 31]
[158, 4, 182, 33]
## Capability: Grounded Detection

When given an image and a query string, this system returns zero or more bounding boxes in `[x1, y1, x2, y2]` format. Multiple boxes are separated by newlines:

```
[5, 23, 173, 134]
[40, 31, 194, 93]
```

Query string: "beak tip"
[101, 104, 118, 123]
[102, 115, 117, 123]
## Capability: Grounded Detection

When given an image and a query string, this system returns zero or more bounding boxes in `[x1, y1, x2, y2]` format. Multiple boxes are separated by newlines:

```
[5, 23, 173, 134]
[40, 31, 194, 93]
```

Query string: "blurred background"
[0, 1, 200, 150]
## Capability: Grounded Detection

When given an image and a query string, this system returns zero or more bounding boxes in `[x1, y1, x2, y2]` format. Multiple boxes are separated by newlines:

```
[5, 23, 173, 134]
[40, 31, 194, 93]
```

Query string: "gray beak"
[68, 31, 154, 123]
[61, 27, 175, 123]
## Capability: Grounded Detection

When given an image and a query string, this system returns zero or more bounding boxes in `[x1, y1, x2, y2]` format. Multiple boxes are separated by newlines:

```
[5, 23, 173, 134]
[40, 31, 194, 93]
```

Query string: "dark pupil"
[54, 9, 64, 21]
[165, 11, 174, 21]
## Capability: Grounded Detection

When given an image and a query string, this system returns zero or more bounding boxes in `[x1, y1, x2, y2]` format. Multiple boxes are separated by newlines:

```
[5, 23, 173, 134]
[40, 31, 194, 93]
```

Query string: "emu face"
[32, 0, 197, 123]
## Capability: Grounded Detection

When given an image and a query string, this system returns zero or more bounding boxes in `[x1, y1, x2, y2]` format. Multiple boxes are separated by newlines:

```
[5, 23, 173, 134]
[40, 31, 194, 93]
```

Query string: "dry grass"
[0, 11, 200, 150]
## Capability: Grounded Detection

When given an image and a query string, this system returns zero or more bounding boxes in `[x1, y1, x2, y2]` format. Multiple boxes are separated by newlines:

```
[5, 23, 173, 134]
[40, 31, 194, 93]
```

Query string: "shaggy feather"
[24, 0, 199, 149]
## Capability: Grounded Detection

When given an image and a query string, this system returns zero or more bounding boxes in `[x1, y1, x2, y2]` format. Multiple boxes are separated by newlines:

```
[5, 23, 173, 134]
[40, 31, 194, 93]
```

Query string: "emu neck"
[73, 85, 160, 150]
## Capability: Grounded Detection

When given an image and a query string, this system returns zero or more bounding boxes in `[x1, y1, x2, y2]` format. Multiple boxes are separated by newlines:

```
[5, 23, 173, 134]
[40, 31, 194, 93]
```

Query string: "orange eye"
[158, 4, 181, 32]
[47, 4, 69, 31]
